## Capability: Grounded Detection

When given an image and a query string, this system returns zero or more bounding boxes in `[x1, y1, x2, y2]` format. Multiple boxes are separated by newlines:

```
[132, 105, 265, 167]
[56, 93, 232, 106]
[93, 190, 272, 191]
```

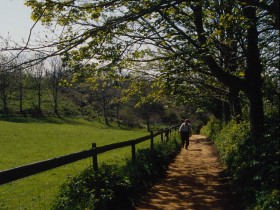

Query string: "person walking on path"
[179, 119, 192, 149]
[135, 135, 232, 210]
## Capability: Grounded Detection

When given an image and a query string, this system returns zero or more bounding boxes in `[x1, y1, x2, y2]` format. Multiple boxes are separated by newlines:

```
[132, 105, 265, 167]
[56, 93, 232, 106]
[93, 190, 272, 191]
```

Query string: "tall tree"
[14, 0, 279, 141]
[15, 55, 29, 114]
[0, 55, 12, 115]
[48, 57, 64, 115]
[29, 55, 46, 116]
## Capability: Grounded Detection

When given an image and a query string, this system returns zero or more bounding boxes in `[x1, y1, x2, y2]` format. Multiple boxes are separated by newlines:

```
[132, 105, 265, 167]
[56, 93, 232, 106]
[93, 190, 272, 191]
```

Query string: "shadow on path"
[135, 135, 233, 210]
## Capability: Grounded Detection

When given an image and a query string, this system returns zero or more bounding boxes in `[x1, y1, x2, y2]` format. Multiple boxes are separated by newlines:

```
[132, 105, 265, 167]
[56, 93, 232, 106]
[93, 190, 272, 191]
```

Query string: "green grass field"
[0, 117, 158, 209]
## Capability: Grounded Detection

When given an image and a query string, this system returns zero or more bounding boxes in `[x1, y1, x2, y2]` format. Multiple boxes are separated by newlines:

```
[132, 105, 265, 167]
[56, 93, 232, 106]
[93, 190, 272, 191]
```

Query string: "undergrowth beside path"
[201, 115, 279, 209]
[52, 138, 181, 209]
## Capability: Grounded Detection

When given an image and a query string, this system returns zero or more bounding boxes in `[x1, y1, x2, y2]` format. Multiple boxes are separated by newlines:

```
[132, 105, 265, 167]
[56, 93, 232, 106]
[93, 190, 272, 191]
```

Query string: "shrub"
[200, 115, 222, 139]
[52, 138, 181, 209]
[211, 120, 250, 164]
[200, 114, 279, 209]
[255, 189, 280, 210]
[52, 164, 133, 210]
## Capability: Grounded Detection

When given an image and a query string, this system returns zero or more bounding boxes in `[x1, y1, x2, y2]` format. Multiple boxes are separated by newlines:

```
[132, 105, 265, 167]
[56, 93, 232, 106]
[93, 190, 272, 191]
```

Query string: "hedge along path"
[135, 135, 233, 210]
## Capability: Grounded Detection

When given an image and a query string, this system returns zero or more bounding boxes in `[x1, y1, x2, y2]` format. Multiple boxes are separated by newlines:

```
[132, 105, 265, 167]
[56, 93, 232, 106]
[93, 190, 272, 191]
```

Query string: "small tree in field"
[48, 57, 65, 116]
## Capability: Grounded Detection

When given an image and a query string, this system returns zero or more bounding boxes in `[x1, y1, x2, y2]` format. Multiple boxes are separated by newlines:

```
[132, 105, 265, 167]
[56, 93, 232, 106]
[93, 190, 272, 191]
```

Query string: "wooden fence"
[0, 125, 179, 186]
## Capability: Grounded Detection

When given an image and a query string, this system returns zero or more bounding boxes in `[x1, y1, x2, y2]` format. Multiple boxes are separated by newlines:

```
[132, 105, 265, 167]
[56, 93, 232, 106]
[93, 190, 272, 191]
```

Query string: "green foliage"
[255, 189, 279, 210]
[200, 114, 279, 209]
[52, 165, 133, 210]
[212, 120, 250, 164]
[161, 109, 179, 124]
[52, 138, 181, 209]
[200, 115, 223, 139]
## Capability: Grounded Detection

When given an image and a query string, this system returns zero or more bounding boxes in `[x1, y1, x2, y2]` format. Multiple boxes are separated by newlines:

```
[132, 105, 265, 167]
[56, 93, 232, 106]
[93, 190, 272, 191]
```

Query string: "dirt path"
[135, 135, 232, 210]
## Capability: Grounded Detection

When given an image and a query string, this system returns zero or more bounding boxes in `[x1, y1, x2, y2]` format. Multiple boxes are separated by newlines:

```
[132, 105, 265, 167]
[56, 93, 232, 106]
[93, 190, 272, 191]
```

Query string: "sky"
[0, 0, 45, 43]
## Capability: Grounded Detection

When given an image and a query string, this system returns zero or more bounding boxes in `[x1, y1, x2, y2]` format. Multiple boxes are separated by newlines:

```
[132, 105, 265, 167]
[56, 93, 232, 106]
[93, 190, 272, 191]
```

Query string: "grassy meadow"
[0, 117, 156, 209]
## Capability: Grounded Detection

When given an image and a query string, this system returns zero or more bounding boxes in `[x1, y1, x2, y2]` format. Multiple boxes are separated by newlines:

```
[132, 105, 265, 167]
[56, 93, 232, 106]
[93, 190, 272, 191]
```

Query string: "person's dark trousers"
[185, 132, 190, 149]
[181, 131, 190, 148]
[180, 134, 185, 148]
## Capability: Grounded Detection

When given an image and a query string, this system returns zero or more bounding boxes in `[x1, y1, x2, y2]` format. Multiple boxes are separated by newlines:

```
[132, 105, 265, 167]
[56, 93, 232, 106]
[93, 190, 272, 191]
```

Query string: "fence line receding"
[0, 125, 179, 185]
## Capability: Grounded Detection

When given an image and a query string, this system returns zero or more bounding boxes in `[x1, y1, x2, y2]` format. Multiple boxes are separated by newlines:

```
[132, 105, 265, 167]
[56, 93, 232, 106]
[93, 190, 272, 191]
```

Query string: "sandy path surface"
[135, 135, 232, 210]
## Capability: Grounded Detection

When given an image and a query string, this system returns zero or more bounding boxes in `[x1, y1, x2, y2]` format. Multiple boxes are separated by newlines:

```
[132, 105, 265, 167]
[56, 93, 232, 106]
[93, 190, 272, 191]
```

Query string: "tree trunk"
[19, 86, 23, 114]
[54, 96, 58, 115]
[52, 80, 59, 116]
[1, 88, 8, 115]
[243, 6, 264, 142]
[222, 100, 231, 123]
[0, 73, 9, 115]
[101, 91, 110, 126]
[38, 84, 42, 116]
[17, 68, 24, 114]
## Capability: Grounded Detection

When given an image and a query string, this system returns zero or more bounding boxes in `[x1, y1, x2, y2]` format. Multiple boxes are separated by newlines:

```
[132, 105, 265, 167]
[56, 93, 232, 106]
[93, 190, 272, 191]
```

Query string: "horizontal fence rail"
[0, 125, 180, 185]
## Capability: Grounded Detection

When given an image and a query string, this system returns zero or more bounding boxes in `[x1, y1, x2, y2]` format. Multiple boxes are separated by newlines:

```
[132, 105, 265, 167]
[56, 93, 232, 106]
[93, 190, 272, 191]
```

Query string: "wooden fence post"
[150, 131, 154, 150]
[169, 127, 172, 138]
[131, 144, 136, 162]
[165, 130, 169, 141]
[160, 129, 163, 142]
[92, 143, 98, 172]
